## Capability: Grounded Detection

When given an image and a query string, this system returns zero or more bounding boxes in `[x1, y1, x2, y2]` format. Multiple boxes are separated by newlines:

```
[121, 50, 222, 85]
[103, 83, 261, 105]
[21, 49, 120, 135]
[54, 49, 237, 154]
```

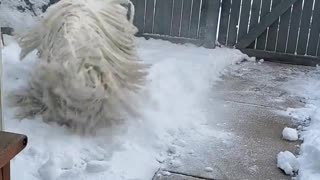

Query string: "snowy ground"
[2, 35, 251, 180]
[280, 70, 320, 180]
[2, 1, 320, 180]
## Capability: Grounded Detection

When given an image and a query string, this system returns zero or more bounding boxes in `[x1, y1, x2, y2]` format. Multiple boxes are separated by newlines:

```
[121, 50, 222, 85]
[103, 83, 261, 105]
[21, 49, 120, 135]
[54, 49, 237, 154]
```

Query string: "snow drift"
[9, 0, 149, 133]
[281, 72, 320, 180]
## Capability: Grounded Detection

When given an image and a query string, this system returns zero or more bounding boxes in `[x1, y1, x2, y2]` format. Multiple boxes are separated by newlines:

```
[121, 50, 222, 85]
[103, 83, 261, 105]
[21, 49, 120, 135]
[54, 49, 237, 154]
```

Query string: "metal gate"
[132, 0, 320, 66]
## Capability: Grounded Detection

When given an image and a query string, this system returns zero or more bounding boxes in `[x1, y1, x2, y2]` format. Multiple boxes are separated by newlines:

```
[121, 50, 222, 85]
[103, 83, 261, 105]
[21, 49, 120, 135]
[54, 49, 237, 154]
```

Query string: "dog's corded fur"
[10, 0, 149, 133]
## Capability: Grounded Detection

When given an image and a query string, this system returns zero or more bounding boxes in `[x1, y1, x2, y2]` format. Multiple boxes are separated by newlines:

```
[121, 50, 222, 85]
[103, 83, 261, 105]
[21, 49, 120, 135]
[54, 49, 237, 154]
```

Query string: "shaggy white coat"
[10, 0, 149, 133]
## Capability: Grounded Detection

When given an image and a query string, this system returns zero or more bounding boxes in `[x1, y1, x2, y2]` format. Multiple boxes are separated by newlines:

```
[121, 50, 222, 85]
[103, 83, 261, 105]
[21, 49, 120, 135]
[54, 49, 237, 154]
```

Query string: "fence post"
[0, 27, 4, 131]
[204, 0, 220, 48]
[0, 27, 3, 131]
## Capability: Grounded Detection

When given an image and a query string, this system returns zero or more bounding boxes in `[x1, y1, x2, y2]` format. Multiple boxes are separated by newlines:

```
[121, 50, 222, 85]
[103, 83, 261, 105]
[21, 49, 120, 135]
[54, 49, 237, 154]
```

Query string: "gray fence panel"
[132, 0, 218, 47]
[227, 0, 241, 46]
[256, 0, 271, 50]
[189, 0, 202, 38]
[171, 0, 184, 37]
[276, 7, 292, 53]
[180, 0, 193, 37]
[132, 0, 145, 33]
[144, 0, 155, 33]
[204, 0, 220, 48]
[198, 0, 209, 39]
[154, 0, 174, 35]
[237, 0, 251, 41]
[307, 0, 320, 56]
[296, 0, 314, 55]
[266, 0, 281, 51]
[236, 0, 297, 49]
[218, 0, 231, 45]
[248, 0, 262, 48]
[286, 0, 303, 54]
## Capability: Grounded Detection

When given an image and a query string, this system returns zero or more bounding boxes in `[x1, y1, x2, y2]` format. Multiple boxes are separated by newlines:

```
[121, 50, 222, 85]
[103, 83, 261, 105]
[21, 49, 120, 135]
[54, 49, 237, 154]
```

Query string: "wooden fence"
[132, 0, 320, 66]
[131, 0, 220, 48]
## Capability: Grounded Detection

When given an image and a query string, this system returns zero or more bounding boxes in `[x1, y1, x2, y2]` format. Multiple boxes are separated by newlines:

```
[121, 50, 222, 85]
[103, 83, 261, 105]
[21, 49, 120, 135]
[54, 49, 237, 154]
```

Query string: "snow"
[282, 127, 299, 141]
[2, 34, 250, 180]
[204, 167, 214, 172]
[0, 0, 49, 33]
[85, 161, 110, 173]
[281, 71, 320, 180]
[160, 171, 171, 176]
[277, 151, 299, 175]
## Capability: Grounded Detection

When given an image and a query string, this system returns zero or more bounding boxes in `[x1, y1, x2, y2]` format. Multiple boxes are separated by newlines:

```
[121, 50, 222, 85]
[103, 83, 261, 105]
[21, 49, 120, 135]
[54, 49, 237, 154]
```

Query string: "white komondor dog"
[10, 0, 149, 133]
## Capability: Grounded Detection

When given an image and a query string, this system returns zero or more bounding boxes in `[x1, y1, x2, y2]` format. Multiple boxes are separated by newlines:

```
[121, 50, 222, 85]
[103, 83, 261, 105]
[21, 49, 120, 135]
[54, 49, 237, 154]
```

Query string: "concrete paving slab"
[155, 62, 311, 180]
[213, 62, 309, 110]
[163, 102, 299, 180]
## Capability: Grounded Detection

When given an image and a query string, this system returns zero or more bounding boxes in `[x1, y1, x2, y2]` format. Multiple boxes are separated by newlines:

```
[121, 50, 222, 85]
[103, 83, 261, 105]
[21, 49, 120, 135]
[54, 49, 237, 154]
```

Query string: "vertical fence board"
[154, 0, 174, 35]
[189, 0, 202, 38]
[248, 0, 262, 48]
[198, 0, 209, 39]
[204, 0, 220, 47]
[286, 0, 303, 53]
[171, 0, 184, 37]
[256, 0, 272, 50]
[237, 0, 251, 41]
[218, 0, 232, 45]
[266, 0, 281, 51]
[307, 0, 320, 56]
[132, 0, 145, 33]
[296, 0, 314, 55]
[276, 7, 292, 52]
[144, 0, 155, 33]
[180, 0, 193, 37]
[227, 0, 241, 46]
[317, 34, 320, 56]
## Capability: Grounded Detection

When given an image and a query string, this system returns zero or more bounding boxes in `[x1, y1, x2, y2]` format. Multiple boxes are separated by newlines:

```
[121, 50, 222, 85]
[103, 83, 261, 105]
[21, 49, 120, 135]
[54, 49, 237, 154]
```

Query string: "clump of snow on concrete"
[282, 127, 299, 141]
[204, 167, 214, 172]
[160, 171, 171, 176]
[277, 151, 299, 175]
[281, 72, 320, 180]
[2, 33, 248, 180]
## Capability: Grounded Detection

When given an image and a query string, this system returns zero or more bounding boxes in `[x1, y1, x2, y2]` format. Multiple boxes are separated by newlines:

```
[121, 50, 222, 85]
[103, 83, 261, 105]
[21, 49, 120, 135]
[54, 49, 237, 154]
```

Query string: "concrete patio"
[153, 61, 314, 180]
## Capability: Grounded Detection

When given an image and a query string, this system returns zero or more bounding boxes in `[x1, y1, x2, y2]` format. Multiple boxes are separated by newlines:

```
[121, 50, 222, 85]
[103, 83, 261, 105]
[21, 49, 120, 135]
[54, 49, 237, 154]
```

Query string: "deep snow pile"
[2, 35, 250, 180]
[281, 71, 320, 180]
